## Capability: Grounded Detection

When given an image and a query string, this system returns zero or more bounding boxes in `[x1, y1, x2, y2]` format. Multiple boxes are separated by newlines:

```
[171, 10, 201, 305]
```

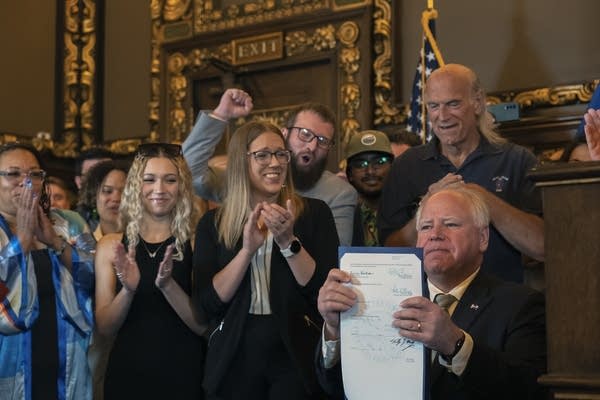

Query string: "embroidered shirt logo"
[492, 176, 509, 192]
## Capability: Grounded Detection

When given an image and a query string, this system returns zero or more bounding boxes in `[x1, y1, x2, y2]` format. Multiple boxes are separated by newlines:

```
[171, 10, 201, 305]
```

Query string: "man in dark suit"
[316, 184, 547, 399]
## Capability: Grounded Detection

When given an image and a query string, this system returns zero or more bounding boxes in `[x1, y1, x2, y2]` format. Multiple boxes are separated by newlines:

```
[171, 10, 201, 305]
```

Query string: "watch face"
[290, 239, 301, 254]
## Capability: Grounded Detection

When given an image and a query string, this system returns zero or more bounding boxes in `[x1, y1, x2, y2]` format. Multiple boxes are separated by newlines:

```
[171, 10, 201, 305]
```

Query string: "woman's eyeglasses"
[247, 150, 292, 166]
[0, 169, 46, 184]
[287, 127, 334, 149]
[136, 143, 182, 158]
[349, 155, 392, 170]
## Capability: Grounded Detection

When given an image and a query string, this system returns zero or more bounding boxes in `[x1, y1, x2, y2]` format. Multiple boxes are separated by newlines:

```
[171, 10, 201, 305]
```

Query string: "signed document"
[339, 247, 427, 400]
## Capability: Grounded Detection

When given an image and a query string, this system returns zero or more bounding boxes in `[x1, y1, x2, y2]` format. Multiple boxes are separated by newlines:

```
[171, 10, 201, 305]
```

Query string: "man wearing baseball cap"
[345, 130, 394, 246]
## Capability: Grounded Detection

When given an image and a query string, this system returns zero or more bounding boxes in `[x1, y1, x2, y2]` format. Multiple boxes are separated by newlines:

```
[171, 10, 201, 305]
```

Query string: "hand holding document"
[339, 247, 427, 400]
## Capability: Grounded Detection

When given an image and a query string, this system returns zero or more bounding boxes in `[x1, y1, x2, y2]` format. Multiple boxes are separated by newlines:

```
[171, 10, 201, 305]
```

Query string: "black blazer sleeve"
[315, 336, 346, 399]
[293, 197, 340, 306]
[192, 209, 231, 321]
[459, 284, 546, 399]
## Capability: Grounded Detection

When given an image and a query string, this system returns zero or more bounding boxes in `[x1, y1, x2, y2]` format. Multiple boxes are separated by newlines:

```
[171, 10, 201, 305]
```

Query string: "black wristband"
[441, 332, 465, 363]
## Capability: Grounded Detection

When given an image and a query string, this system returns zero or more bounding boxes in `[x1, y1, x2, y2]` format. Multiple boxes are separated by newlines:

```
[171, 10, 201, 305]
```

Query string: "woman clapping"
[94, 143, 205, 399]
[193, 121, 338, 399]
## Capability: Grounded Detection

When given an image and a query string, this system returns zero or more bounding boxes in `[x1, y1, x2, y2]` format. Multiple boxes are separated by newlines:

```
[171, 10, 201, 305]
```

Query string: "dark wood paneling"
[530, 163, 600, 397]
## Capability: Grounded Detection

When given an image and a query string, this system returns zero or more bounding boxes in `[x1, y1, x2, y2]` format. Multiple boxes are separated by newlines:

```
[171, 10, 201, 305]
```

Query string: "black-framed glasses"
[247, 150, 291, 166]
[288, 126, 334, 149]
[349, 155, 392, 171]
[0, 169, 46, 184]
[136, 143, 182, 158]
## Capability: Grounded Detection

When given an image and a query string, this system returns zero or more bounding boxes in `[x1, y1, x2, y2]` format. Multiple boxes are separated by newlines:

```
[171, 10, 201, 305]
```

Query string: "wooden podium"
[529, 162, 600, 399]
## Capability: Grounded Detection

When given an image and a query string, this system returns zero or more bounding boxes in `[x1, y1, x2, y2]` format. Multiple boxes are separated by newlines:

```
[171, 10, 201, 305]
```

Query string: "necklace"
[140, 237, 169, 258]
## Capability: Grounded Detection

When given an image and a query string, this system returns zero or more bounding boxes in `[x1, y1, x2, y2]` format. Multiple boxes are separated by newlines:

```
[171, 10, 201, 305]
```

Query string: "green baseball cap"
[345, 130, 393, 160]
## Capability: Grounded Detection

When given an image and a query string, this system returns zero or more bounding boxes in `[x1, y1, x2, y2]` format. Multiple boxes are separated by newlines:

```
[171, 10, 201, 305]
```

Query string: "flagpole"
[420, 2, 444, 142]
[407, 0, 444, 142]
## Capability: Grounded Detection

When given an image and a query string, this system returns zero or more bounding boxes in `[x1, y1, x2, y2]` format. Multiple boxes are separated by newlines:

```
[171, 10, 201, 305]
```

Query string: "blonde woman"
[193, 121, 339, 399]
[95, 143, 205, 399]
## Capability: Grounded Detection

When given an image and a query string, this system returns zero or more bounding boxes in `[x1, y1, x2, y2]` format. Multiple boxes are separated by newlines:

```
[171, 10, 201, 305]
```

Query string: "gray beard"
[291, 155, 327, 191]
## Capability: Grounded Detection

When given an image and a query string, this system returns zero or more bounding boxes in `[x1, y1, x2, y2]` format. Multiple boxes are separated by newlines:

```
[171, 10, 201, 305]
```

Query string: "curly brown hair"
[77, 160, 130, 224]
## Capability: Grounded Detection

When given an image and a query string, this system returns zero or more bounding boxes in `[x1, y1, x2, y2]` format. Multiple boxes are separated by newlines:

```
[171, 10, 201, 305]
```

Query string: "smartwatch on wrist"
[280, 237, 302, 258]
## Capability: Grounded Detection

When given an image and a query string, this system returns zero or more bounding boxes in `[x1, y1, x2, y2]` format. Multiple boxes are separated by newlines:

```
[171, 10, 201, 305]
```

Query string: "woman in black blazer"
[193, 120, 338, 400]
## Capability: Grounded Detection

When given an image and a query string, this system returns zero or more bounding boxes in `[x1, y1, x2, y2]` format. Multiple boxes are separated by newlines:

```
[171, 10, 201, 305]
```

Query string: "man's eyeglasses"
[288, 126, 334, 149]
[247, 150, 291, 166]
[0, 169, 46, 184]
[349, 155, 392, 170]
[136, 143, 182, 158]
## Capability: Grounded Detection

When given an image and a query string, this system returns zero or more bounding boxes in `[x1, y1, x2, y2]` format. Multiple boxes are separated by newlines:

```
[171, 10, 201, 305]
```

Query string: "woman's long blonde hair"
[120, 146, 195, 260]
[217, 121, 304, 249]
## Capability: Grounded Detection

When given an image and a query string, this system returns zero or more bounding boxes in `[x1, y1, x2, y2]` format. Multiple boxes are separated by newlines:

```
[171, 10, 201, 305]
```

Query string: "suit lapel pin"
[470, 303, 479, 310]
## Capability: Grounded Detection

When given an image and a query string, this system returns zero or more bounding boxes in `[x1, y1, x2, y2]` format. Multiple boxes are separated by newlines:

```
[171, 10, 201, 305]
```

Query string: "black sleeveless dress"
[31, 250, 59, 400]
[104, 237, 205, 399]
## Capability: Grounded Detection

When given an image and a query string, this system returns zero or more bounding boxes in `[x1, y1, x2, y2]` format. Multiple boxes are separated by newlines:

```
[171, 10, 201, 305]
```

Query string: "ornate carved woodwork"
[2, 0, 597, 164]
[151, 2, 371, 169]
[58, 0, 101, 156]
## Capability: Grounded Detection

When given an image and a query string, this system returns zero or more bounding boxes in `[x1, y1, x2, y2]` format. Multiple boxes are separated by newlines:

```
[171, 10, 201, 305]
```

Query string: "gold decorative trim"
[157, 0, 193, 43]
[161, 22, 361, 145]
[285, 24, 337, 57]
[150, 0, 598, 152]
[166, 53, 191, 143]
[149, 0, 163, 141]
[192, 0, 329, 34]
[54, 0, 99, 157]
[163, 0, 192, 22]
[371, 0, 599, 124]
[373, 0, 405, 125]
[487, 80, 599, 108]
[337, 21, 361, 148]
[332, 0, 371, 12]
[0, 131, 143, 157]
[62, 0, 80, 148]
[149, 0, 194, 141]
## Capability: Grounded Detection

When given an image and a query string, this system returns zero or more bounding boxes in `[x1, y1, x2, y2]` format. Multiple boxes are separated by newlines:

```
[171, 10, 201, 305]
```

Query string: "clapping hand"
[35, 205, 61, 250]
[155, 244, 176, 289]
[113, 242, 140, 294]
[15, 178, 37, 251]
[242, 203, 268, 255]
[260, 199, 296, 249]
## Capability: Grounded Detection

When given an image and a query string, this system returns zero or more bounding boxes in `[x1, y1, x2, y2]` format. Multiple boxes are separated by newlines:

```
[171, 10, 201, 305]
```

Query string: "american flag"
[406, 9, 445, 141]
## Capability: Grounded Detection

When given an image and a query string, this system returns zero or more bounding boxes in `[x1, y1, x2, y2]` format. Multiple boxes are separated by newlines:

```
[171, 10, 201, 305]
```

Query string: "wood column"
[530, 162, 600, 399]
